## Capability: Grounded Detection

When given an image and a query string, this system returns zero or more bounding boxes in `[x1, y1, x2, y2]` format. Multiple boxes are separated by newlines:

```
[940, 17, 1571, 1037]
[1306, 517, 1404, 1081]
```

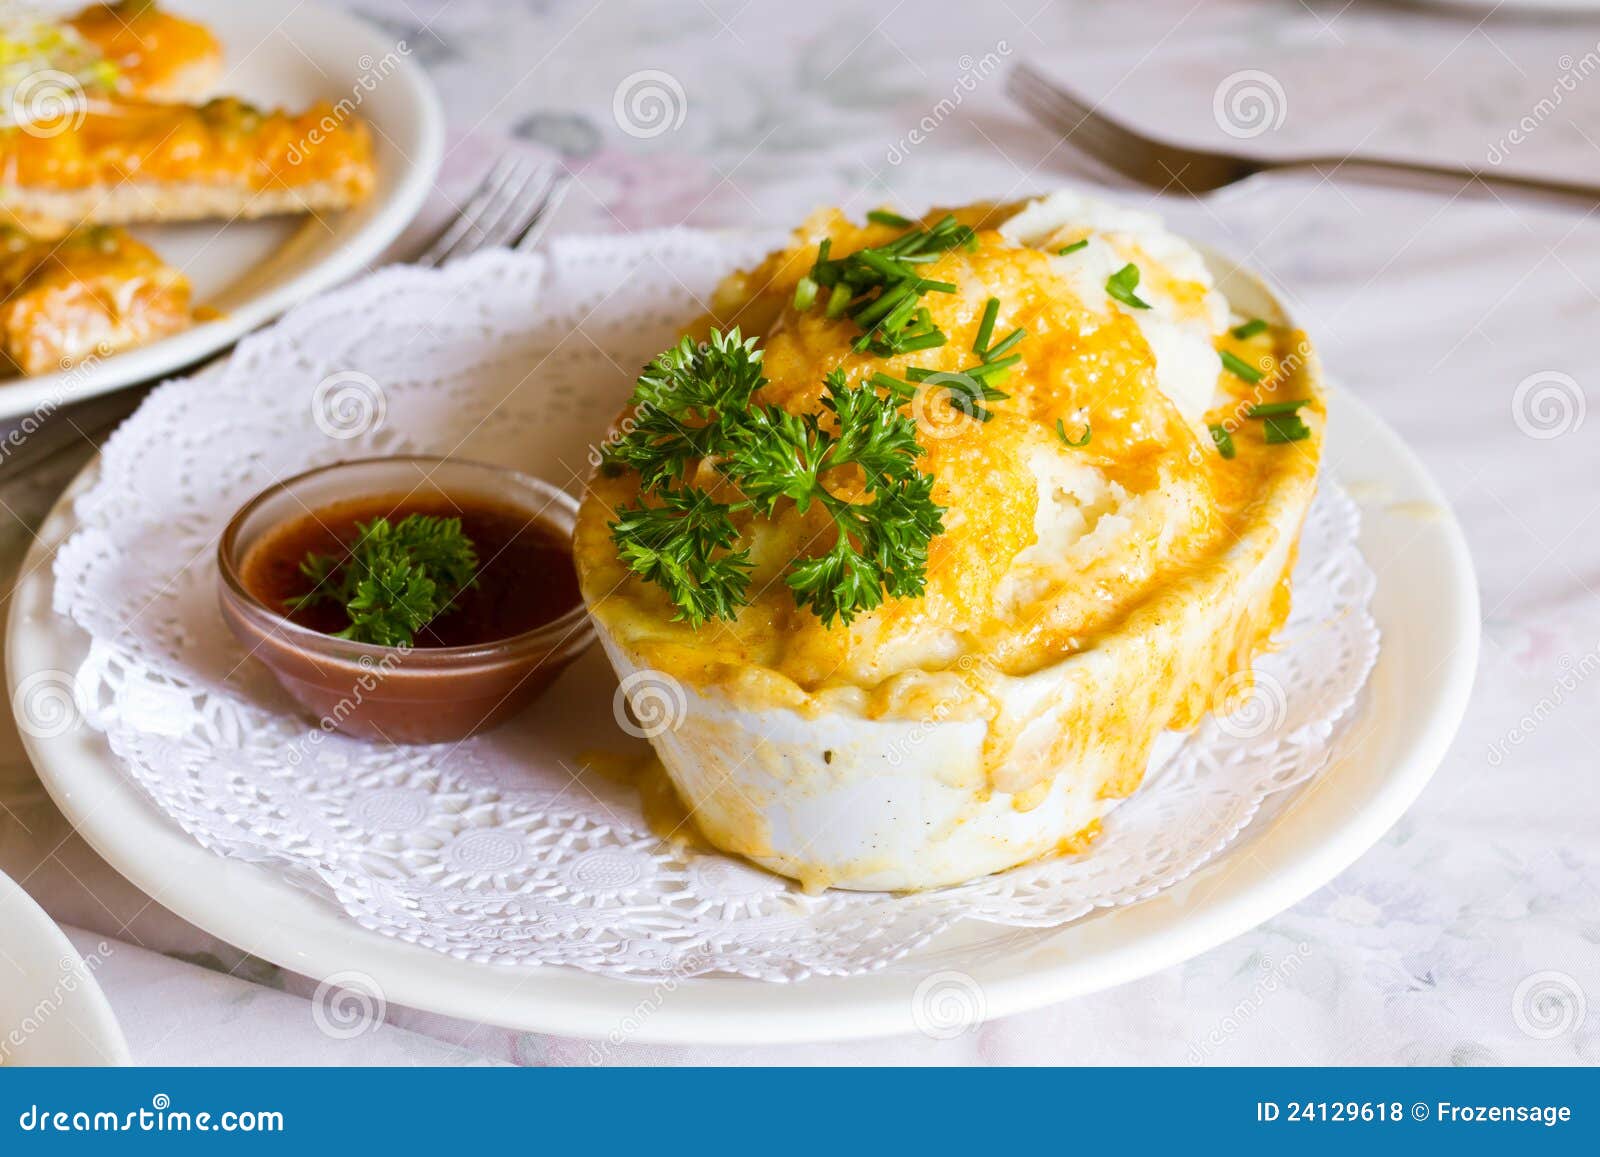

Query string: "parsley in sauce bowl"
[218, 456, 592, 744]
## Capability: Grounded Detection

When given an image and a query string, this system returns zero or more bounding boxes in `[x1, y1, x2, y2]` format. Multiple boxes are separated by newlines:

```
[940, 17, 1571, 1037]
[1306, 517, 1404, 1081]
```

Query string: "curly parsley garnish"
[602, 328, 945, 628]
[287, 514, 479, 647]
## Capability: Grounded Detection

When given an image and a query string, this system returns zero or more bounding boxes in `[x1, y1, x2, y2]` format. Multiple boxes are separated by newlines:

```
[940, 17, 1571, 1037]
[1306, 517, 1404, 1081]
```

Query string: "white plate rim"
[4, 388, 1479, 1047]
[0, 0, 445, 421]
[0, 869, 131, 1065]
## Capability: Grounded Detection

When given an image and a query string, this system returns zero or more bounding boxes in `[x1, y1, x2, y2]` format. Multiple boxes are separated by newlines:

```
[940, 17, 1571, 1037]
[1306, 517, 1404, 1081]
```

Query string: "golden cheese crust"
[577, 203, 1322, 724]
[0, 97, 376, 234]
[67, 1, 223, 102]
[0, 224, 192, 375]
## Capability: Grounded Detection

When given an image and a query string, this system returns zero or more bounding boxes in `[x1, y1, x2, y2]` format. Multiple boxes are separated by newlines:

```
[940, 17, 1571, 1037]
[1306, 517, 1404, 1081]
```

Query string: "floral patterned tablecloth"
[1, 0, 1597, 1065]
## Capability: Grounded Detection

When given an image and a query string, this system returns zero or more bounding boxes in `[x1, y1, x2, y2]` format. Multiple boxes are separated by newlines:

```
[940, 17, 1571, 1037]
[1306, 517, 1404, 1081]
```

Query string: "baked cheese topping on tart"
[0, 223, 191, 374]
[576, 191, 1323, 891]
[67, 0, 223, 102]
[0, 95, 377, 233]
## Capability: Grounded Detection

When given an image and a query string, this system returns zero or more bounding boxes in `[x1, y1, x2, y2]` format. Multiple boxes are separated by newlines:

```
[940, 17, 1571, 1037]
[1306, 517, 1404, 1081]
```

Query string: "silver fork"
[417, 157, 571, 267]
[1008, 61, 1600, 208]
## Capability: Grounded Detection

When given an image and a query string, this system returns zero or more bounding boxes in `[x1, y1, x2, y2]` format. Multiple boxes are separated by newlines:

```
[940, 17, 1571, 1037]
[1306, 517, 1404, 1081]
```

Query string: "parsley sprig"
[602, 329, 945, 628]
[288, 514, 479, 647]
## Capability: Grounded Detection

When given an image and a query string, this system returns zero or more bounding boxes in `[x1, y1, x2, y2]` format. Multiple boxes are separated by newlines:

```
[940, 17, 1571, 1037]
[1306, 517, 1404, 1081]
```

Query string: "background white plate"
[0, 868, 130, 1065]
[5, 381, 1479, 1044]
[0, 0, 444, 420]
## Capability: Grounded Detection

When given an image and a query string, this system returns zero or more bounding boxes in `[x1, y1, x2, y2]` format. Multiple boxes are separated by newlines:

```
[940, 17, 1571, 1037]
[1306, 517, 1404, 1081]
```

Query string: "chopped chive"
[1208, 423, 1235, 460]
[894, 330, 948, 353]
[1262, 415, 1311, 444]
[1220, 349, 1264, 384]
[1106, 263, 1152, 310]
[869, 371, 917, 401]
[867, 209, 913, 228]
[855, 249, 910, 280]
[1056, 418, 1091, 448]
[1057, 239, 1089, 256]
[824, 283, 853, 318]
[968, 354, 1020, 380]
[974, 297, 999, 355]
[983, 327, 1025, 362]
[793, 276, 819, 312]
[1246, 398, 1310, 419]
[1230, 318, 1268, 340]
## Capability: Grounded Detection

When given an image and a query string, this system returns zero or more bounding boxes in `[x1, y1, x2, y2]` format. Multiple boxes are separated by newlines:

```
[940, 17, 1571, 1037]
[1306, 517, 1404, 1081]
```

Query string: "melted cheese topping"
[0, 223, 191, 373]
[0, 96, 375, 193]
[67, 2, 221, 100]
[577, 194, 1322, 758]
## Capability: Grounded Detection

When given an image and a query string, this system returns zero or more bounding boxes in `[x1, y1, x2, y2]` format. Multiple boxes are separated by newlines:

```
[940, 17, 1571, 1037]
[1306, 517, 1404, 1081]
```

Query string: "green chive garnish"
[1220, 349, 1263, 384]
[1209, 423, 1236, 460]
[983, 328, 1025, 362]
[793, 276, 818, 312]
[1057, 239, 1089, 256]
[974, 297, 999, 355]
[1106, 263, 1151, 310]
[867, 209, 913, 228]
[1246, 399, 1310, 419]
[1262, 415, 1311, 444]
[968, 354, 1019, 380]
[1230, 318, 1268, 340]
[825, 283, 853, 318]
[1056, 418, 1091, 448]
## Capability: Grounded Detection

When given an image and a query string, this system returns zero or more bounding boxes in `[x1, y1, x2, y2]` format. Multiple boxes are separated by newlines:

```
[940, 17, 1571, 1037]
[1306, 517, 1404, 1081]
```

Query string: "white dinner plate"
[5, 372, 1479, 1043]
[0, 0, 444, 421]
[0, 869, 130, 1065]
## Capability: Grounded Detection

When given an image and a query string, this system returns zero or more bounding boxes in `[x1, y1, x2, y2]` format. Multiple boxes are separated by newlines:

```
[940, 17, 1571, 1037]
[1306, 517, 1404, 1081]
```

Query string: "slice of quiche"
[0, 224, 193, 375]
[0, 96, 377, 237]
[67, 0, 224, 102]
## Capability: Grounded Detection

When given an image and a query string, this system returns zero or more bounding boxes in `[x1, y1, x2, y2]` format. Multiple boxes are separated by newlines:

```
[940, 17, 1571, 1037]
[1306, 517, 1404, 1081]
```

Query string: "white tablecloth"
[2, 0, 1597, 1064]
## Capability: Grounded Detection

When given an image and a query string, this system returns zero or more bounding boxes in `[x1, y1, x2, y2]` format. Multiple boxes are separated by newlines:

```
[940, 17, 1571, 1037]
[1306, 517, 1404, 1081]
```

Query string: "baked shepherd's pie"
[577, 191, 1323, 891]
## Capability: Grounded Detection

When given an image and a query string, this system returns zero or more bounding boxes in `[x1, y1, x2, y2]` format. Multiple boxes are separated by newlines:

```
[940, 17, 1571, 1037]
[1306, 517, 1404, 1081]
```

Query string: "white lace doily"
[47, 231, 1379, 982]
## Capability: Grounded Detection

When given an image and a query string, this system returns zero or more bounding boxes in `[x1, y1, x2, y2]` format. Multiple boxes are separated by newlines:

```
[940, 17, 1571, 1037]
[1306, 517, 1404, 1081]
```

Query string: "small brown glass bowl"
[217, 456, 594, 745]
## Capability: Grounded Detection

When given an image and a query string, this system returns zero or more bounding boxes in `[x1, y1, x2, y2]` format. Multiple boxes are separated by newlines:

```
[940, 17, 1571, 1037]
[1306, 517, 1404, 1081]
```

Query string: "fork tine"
[512, 172, 572, 252]
[1007, 62, 1170, 184]
[430, 161, 539, 266]
[416, 157, 518, 268]
[465, 162, 545, 253]
[470, 163, 553, 251]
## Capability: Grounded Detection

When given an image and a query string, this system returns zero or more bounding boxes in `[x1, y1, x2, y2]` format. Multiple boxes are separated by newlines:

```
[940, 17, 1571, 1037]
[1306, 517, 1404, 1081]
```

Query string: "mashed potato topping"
[576, 192, 1322, 840]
